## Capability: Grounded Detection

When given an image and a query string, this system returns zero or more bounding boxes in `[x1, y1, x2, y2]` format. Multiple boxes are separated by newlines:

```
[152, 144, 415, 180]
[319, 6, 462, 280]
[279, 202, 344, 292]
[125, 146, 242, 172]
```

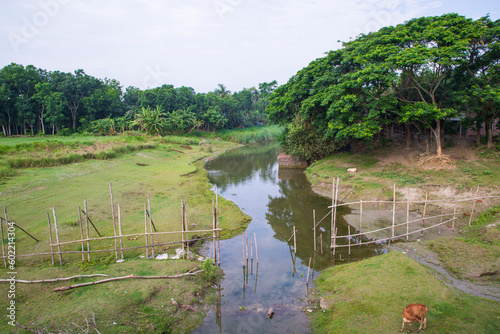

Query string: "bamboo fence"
[0, 183, 222, 267]
[310, 178, 500, 255]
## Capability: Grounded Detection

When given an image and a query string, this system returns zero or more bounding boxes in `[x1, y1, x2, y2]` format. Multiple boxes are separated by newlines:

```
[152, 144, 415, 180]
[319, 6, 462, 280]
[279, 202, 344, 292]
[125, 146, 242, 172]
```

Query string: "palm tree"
[215, 83, 231, 98]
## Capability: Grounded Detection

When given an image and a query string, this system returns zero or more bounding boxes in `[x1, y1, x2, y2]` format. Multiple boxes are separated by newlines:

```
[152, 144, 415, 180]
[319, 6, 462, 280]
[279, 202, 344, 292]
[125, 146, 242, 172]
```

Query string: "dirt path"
[391, 243, 500, 302]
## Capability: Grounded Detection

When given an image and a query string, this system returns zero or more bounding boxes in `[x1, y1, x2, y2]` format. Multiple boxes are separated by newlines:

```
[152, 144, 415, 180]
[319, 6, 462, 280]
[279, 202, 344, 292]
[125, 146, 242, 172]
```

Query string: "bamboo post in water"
[254, 232, 259, 264]
[110, 183, 117, 260]
[46, 212, 55, 266]
[251, 238, 253, 261]
[246, 232, 249, 261]
[421, 192, 428, 236]
[78, 208, 84, 261]
[118, 204, 124, 259]
[52, 207, 63, 265]
[392, 184, 396, 240]
[331, 178, 339, 249]
[242, 234, 246, 267]
[84, 199, 90, 261]
[216, 187, 221, 267]
[469, 200, 476, 227]
[313, 210, 316, 251]
[212, 199, 216, 262]
[144, 203, 149, 259]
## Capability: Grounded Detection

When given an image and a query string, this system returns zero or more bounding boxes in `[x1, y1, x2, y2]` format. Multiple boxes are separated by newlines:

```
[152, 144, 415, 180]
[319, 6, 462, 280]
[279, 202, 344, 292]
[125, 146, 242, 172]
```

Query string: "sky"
[1, 0, 499, 93]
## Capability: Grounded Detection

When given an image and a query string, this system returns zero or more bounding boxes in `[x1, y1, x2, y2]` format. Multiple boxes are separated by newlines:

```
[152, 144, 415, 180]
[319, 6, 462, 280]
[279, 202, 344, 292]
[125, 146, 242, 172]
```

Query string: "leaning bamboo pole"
[118, 204, 124, 260]
[148, 197, 155, 258]
[52, 207, 63, 265]
[78, 207, 84, 261]
[469, 200, 477, 226]
[1, 208, 7, 268]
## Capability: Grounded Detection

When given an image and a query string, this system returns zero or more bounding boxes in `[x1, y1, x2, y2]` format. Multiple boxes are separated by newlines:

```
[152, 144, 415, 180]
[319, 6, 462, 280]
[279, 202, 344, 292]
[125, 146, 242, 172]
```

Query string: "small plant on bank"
[201, 258, 216, 282]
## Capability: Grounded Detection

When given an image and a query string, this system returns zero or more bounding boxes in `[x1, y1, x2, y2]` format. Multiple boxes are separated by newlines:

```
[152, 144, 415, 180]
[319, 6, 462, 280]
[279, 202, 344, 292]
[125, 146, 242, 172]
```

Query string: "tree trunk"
[476, 121, 482, 146]
[434, 119, 442, 157]
[486, 120, 494, 149]
[1, 125, 5, 136]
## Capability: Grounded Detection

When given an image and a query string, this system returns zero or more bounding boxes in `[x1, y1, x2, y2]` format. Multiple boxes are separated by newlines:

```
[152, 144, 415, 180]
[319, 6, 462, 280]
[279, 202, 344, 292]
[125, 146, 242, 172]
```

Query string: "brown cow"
[400, 304, 428, 333]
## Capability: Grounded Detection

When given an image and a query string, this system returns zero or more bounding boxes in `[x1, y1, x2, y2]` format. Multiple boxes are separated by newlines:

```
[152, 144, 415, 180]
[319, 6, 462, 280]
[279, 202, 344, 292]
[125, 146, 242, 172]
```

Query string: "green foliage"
[201, 258, 216, 282]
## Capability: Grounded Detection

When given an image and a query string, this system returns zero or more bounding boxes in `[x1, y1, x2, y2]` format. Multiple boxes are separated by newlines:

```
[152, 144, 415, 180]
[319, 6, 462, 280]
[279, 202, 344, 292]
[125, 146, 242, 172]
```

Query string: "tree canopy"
[268, 13, 500, 159]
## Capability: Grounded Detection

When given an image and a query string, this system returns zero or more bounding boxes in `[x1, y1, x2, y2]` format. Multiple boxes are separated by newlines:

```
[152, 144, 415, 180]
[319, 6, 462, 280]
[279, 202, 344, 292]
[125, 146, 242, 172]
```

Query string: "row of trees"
[268, 13, 500, 160]
[0, 63, 277, 136]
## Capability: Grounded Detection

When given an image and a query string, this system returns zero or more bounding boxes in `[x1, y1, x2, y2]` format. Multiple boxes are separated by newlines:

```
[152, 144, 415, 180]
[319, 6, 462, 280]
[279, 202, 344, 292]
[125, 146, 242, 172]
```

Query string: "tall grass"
[215, 125, 284, 144]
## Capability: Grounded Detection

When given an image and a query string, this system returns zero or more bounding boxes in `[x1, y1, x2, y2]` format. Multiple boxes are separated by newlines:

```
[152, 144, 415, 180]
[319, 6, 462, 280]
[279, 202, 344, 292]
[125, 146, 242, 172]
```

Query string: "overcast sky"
[1, 0, 499, 93]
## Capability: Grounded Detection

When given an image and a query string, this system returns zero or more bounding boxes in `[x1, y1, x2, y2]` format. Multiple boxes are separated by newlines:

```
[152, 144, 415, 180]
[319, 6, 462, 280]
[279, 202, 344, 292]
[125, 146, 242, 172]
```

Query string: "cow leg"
[400, 319, 405, 332]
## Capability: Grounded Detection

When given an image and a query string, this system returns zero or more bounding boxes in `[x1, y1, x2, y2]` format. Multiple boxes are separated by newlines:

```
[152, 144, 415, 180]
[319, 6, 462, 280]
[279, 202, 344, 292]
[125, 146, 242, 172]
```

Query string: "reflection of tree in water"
[206, 143, 278, 191]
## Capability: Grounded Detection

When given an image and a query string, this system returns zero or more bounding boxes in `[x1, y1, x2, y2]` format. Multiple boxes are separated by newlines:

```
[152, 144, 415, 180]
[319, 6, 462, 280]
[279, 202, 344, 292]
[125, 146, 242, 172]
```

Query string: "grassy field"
[0, 131, 258, 333]
[311, 251, 500, 334]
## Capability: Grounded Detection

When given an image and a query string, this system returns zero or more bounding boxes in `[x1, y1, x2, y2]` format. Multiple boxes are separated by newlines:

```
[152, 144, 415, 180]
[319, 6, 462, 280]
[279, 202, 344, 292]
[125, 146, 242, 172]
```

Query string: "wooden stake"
[406, 199, 410, 241]
[110, 183, 118, 260]
[422, 192, 428, 237]
[439, 199, 444, 235]
[469, 200, 476, 227]
[330, 178, 335, 248]
[149, 196, 155, 257]
[212, 199, 216, 262]
[360, 200, 363, 233]
[147, 195, 157, 232]
[185, 202, 190, 260]
[144, 203, 149, 259]
[251, 238, 253, 261]
[320, 233, 323, 255]
[313, 210, 316, 251]
[52, 207, 63, 265]
[216, 187, 220, 267]
[84, 199, 90, 261]
[242, 234, 246, 267]
[78, 208, 84, 262]
[246, 232, 249, 260]
[47, 212, 55, 265]
[348, 225, 351, 255]
[392, 183, 396, 239]
[333, 228, 337, 255]
[181, 200, 185, 259]
[118, 204, 124, 259]
[1, 210, 7, 268]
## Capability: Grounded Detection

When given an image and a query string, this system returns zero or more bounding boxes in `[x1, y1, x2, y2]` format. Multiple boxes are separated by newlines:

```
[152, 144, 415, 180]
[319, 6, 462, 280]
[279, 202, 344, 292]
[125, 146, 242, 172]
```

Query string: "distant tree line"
[0, 63, 277, 136]
[268, 13, 500, 160]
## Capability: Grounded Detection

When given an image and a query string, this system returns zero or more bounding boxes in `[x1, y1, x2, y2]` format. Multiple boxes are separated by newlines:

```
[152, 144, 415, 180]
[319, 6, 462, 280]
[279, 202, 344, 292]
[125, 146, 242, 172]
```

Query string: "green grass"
[0, 257, 222, 333]
[210, 125, 284, 144]
[312, 251, 500, 334]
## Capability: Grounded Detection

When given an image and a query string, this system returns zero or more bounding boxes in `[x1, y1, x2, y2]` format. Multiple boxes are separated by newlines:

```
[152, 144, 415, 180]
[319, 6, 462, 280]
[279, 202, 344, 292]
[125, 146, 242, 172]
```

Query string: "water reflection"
[195, 143, 383, 334]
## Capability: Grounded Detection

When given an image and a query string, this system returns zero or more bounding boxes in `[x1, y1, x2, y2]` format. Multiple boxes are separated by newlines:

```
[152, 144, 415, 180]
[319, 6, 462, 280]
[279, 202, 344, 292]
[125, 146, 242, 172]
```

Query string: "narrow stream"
[194, 143, 385, 334]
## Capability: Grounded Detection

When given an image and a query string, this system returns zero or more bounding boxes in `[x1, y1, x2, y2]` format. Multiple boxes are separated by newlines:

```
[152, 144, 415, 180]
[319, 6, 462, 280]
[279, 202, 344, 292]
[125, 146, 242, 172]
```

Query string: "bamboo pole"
[250, 238, 253, 261]
[469, 200, 476, 226]
[216, 187, 220, 266]
[110, 183, 118, 260]
[421, 192, 428, 237]
[360, 200, 363, 233]
[320, 233, 323, 255]
[330, 178, 335, 248]
[348, 225, 351, 255]
[181, 200, 185, 259]
[406, 199, 410, 241]
[78, 207, 84, 261]
[439, 199, 444, 235]
[47, 212, 55, 266]
[254, 232, 259, 264]
[242, 234, 246, 267]
[52, 207, 63, 265]
[118, 204, 124, 259]
[1, 210, 7, 268]
[185, 201, 190, 260]
[392, 183, 396, 239]
[84, 199, 90, 261]
[246, 232, 248, 260]
[332, 178, 339, 249]
[149, 196, 155, 258]
[147, 195, 157, 232]
[144, 203, 149, 259]
[333, 228, 337, 255]
[212, 199, 216, 262]
[313, 210, 316, 251]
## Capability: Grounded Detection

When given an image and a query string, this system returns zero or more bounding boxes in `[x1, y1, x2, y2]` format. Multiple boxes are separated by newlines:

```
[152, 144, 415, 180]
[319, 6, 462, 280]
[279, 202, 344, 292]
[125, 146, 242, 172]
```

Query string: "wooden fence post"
[406, 199, 410, 241]
[422, 192, 428, 237]
[78, 207, 84, 261]
[360, 200, 363, 233]
[254, 232, 259, 264]
[110, 183, 118, 260]
[52, 207, 63, 265]
[392, 184, 396, 239]
[212, 199, 216, 262]
[469, 200, 476, 227]
[84, 199, 90, 261]
[144, 203, 149, 259]
[452, 202, 457, 231]
[118, 204, 124, 259]
[313, 210, 316, 251]
[293, 226, 297, 254]
[1, 210, 7, 268]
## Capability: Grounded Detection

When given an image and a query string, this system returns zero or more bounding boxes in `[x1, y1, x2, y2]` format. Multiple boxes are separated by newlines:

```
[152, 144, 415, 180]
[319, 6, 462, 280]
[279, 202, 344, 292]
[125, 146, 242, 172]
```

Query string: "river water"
[194, 143, 384, 334]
